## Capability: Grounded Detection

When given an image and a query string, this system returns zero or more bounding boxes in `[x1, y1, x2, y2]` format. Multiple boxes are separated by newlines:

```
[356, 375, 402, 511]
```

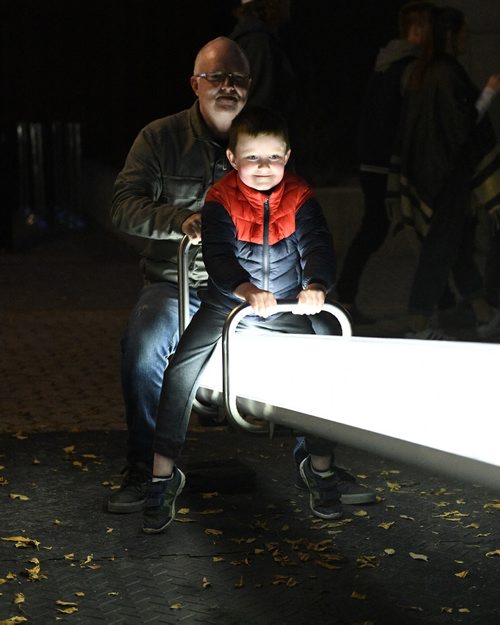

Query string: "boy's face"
[227, 132, 291, 191]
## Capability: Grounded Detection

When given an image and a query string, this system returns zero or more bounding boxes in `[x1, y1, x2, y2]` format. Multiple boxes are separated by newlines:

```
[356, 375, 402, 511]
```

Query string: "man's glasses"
[194, 72, 251, 87]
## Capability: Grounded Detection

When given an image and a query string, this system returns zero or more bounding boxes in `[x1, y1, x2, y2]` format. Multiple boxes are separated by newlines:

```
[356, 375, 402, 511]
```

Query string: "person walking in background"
[387, 6, 500, 340]
[142, 106, 376, 534]
[335, 1, 434, 325]
[229, 0, 296, 120]
[106, 37, 251, 514]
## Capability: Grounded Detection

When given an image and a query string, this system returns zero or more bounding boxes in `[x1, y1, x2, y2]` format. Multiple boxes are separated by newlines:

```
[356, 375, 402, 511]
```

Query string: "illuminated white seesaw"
[178, 237, 500, 493]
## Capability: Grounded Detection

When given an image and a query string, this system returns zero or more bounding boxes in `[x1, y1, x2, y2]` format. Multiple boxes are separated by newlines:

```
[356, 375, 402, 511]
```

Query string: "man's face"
[191, 44, 250, 134]
[227, 132, 291, 192]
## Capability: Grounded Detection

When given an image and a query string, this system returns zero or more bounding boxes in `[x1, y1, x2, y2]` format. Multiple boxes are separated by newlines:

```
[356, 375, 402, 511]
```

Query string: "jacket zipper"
[262, 197, 270, 291]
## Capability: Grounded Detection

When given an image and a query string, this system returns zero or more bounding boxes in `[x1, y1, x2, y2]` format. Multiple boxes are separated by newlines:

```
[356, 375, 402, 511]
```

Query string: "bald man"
[108, 37, 251, 513]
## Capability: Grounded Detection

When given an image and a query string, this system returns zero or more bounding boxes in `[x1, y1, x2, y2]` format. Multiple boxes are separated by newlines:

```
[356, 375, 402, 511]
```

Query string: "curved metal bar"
[177, 234, 192, 336]
[222, 300, 353, 434]
[177, 235, 220, 419]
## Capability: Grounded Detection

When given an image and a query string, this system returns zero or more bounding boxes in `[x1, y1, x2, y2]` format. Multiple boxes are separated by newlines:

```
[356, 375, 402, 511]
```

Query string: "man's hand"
[234, 282, 277, 318]
[295, 284, 326, 315]
[182, 213, 202, 243]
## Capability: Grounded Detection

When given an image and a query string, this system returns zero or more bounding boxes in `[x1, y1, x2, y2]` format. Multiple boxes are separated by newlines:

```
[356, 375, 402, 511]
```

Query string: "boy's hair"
[228, 106, 290, 153]
[398, 1, 434, 38]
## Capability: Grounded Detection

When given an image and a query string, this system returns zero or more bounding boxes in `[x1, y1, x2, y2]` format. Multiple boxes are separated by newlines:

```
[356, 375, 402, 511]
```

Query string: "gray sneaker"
[142, 467, 186, 534]
[299, 456, 342, 519]
[107, 462, 151, 513]
[293, 443, 376, 504]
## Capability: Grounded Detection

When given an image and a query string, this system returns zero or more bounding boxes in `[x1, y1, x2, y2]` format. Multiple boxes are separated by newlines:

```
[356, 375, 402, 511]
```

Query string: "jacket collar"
[235, 172, 286, 211]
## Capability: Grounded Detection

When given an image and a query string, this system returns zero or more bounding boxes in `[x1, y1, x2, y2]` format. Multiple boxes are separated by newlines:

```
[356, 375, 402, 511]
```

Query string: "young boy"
[142, 106, 372, 534]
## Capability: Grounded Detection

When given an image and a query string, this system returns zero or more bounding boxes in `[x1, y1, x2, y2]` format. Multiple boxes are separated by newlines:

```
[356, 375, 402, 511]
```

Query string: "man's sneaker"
[142, 467, 186, 534]
[299, 457, 342, 519]
[477, 309, 500, 339]
[405, 327, 454, 340]
[293, 441, 376, 504]
[107, 462, 151, 513]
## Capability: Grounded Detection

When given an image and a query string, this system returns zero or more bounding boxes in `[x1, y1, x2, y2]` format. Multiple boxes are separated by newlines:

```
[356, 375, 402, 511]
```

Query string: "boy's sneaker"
[299, 457, 343, 519]
[293, 442, 376, 504]
[142, 467, 186, 534]
[107, 462, 151, 513]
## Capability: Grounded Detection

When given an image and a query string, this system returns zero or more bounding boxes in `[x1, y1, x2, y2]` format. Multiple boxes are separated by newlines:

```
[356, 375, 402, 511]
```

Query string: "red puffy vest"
[205, 170, 314, 245]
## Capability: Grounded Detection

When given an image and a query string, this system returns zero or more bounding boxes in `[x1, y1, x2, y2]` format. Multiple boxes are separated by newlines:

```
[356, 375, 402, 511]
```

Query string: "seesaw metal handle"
[222, 300, 353, 434]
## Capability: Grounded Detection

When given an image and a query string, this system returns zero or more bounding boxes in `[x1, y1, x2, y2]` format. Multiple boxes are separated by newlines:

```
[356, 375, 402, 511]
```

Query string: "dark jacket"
[387, 55, 500, 235]
[229, 16, 296, 118]
[357, 39, 419, 173]
[110, 102, 230, 286]
[201, 170, 336, 312]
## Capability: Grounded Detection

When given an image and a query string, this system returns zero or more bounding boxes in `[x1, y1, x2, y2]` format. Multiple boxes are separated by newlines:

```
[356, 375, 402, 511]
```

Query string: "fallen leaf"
[9, 494, 30, 501]
[272, 575, 297, 587]
[378, 522, 394, 530]
[202, 577, 211, 588]
[81, 454, 97, 459]
[441, 607, 453, 614]
[64, 553, 75, 560]
[75, 592, 85, 597]
[356, 556, 380, 568]
[409, 552, 429, 562]
[170, 603, 182, 609]
[353, 510, 369, 517]
[0, 617, 28, 624]
[201, 492, 219, 499]
[212, 556, 224, 562]
[234, 576, 245, 588]
[57, 607, 78, 614]
[177, 507, 190, 514]
[0, 477, 8, 486]
[56, 600, 78, 607]
[350, 591, 366, 600]
[63, 446, 75, 454]
[485, 550, 500, 558]
[386, 481, 401, 491]
[400, 515, 415, 521]
[1, 536, 40, 549]
[205, 528, 223, 536]
[32, 458, 40, 465]
[483, 502, 500, 509]
[384, 548, 396, 555]
[14, 432, 28, 440]
[458, 608, 470, 613]
[13, 593, 25, 605]
[454, 570, 469, 579]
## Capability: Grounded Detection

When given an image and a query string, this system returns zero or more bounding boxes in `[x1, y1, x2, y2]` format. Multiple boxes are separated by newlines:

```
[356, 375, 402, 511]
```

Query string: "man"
[107, 37, 251, 513]
[335, 1, 434, 323]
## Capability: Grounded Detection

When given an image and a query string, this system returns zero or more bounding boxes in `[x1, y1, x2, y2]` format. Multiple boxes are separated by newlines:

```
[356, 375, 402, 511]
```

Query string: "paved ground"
[1, 219, 499, 625]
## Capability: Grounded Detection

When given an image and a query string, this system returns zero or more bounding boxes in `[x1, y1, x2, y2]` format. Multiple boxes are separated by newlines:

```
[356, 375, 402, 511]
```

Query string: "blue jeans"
[121, 280, 201, 467]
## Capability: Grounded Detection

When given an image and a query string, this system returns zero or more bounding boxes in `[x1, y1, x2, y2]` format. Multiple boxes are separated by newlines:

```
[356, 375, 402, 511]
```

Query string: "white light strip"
[198, 334, 500, 489]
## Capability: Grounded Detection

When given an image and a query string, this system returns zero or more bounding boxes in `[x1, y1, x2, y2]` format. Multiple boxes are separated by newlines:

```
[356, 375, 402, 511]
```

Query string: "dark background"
[2, 0, 407, 184]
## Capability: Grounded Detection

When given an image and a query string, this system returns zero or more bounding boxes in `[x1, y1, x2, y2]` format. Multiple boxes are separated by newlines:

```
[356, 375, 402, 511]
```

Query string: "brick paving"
[1, 224, 499, 625]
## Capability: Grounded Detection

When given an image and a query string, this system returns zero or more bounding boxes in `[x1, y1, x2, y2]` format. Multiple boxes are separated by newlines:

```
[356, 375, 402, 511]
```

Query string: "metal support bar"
[221, 301, 352, 434]
[177, 234, 221, 420]
[177, 234, 193, 336]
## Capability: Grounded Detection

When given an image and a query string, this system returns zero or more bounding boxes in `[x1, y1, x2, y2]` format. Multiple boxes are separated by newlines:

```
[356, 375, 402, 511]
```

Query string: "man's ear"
[226, 148, 237, 170]
[284, 149, 291, 165]
[190, 76, 199, 97]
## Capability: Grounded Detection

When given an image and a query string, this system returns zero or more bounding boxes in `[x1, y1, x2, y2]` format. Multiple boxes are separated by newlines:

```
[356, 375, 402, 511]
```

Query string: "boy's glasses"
[194, 72, 251, 87]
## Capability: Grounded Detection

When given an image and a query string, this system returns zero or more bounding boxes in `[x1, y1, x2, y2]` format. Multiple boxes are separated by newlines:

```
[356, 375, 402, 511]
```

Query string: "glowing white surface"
[199, 333, 500, 468]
